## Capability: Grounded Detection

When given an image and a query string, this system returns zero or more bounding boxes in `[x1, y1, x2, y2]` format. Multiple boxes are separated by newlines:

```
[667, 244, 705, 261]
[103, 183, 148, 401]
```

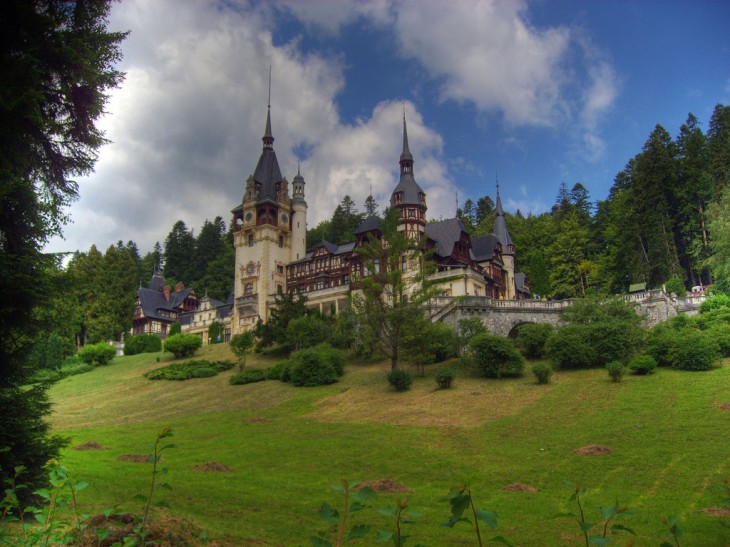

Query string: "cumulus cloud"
[46, 0, 454, 254]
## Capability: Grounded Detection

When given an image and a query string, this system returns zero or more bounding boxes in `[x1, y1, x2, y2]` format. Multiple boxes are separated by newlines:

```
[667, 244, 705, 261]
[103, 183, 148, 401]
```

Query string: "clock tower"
[230, 103, 307, 332]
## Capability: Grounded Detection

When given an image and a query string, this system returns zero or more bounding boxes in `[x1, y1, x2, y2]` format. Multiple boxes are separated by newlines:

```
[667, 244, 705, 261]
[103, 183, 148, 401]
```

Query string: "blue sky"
[45, 0, 730, 255]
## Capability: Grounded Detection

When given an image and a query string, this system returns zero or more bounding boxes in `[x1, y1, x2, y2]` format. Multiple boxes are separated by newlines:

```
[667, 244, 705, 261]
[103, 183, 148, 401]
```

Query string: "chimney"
[163, 286, 171, 302]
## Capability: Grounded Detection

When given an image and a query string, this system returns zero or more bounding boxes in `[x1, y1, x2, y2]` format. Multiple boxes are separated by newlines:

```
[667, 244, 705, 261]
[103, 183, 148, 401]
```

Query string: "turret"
[389, 114, 427, 240]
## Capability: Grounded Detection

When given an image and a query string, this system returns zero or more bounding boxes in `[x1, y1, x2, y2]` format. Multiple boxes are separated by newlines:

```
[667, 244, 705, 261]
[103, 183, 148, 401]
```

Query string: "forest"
[41, 103, 730, 354]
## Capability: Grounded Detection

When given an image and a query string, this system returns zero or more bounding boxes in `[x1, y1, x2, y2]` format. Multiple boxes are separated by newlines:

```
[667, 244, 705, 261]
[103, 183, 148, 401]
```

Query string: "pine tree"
[707, 104, 730, 195]
[163, 220, 196, 284]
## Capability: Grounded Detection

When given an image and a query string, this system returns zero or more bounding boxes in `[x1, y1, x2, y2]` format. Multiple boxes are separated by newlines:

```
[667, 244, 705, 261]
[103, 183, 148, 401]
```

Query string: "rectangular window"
[277, 265, 284, 274]
[402, 255, 407, 272]
[248, 234, 254, 247]
[278, 236, 284, 248]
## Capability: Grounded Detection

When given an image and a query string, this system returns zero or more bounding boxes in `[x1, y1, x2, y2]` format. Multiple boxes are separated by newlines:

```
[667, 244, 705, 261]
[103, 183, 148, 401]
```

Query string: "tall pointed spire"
[262, 66, 273, 149]
[400, 110, 414, 174]
[494, 177, 513, 251]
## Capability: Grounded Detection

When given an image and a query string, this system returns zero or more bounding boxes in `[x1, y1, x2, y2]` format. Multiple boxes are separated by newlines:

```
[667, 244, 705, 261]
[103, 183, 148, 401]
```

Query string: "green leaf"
[159, 482, 173, 491]
[199, 530, 209, 546]
[449, 494, 471, 519]
[154, 500, 170, 508]
[318, 502, 339, 526]
[74, 481, 89, 492]
[34, 488, 51, 500]
[599, 505, 617, 521]
[349, 501, 367, 513]
[353, 487, 377, 503]
[579, 521, 594, 532]
[309, 535, 332, 547]
[610, 523, 635, 535]
[378, 506, 398, 518]
[489, 535, 514, 546]
[475, 509, 498, 529]
[375, 529, 393, 543]
[346, 524, 370, 540]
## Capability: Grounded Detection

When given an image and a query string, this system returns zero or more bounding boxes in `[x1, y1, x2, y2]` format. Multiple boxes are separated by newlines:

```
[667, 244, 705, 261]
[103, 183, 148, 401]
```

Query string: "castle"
[226, 104, 528, 335]
[133, 103, 528, 342]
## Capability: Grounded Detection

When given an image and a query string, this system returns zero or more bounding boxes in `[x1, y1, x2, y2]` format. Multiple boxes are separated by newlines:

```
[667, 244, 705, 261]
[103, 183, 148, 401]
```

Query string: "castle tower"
[390, 114, 427, 241]
[494, 182, 516, 299]
[231, 99, 305, 331]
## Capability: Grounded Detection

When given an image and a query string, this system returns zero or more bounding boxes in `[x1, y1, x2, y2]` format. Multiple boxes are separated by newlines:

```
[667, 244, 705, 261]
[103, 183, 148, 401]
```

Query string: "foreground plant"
[134, 426, 176, 539]
[558, 481, 635, 546]
[311, 480, 376, 546]
[376, 497, 424, 546]
[442, 484, 510, 546]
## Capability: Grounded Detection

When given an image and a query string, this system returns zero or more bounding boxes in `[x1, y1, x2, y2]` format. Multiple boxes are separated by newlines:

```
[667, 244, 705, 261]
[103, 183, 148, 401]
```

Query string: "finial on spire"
[268, 65, 272, 109]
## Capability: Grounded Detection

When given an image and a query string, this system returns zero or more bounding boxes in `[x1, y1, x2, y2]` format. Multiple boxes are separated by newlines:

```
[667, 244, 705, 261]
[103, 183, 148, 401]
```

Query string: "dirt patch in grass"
[718, 402, 730, 411]
[117, 454, 152, 463]
[193, 461, 232, 472]
[501, 483, 538, 493]
[700, 507, 730, 517]
[77, 510, 233, 546]
[73, 441, 107, 450]
[357, 479, 413, 494]
[574, 444, 612, 456]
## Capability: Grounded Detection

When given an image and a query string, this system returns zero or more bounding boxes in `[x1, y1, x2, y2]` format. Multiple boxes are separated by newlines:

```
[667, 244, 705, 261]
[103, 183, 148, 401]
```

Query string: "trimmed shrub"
[145, 359, 234, 380]
[78, 343, 116, 366]
[435, 367, 454, 389]
[229, 368, 268, 385]
[531, 363, 553, 384]
[267, 359, 293, 381]
[706, 324, 730, 357]
[627, 354, 657, 375]
[646, 325, 678, 367]
[60, 362, 95, 377]
[169, 322, 182, 336]
[545, 325, 597, 369]
[470, 333, 525, 378]
[387, 369, 413, 392]
[589, 321, 644, 366]
[315, 345, 346, 376]
[664, 276, 687, 297]
[163, 333, 202, 359]
[699, 293, 730, 313]
[514, 323, 553, 358]
[606, 361, 626, 383]
[668, 333, 721, 371]
[124, 333, 162, 356]
[289, 349, 339, 387]
[286, 314, 329, 351]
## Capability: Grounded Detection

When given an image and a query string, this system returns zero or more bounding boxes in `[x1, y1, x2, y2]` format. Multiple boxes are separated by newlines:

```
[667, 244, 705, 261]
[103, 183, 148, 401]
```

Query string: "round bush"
[699, 293, 730, 313]
[470, 334, 525, 378]
[267, 359, 292, 381]
[545, 325, 597, 369]
[706, 324, 730, 357]
[315, 345, 346, 376]
[78, 343, 116, 366]
[627, 354, 657, 375]
[289, 349, 339, 387]
[163, 333, 202, 359]
[531, 363, 553, 384]
[387, 369, 413, 392]
[514, 323, 553, 358]
[435, 367, 454, 389]
[124, 333, 162, 355]
[606, 361, 626, 383]
[668, 332, 721, 371]
[646, 326, 677, 367]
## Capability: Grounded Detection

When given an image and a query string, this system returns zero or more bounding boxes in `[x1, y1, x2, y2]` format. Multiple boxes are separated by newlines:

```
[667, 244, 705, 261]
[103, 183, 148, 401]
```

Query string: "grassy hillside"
[46, 346, 730, 545]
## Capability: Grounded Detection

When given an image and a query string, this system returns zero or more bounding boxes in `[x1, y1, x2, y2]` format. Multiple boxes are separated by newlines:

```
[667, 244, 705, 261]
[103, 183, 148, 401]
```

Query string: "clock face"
[246, 262, 255, 274]
[281, 213, 289, 224]
[245, 212, 253, 222]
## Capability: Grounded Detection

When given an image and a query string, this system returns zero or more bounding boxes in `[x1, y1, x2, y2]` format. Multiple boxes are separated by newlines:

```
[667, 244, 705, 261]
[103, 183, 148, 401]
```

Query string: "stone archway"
[507, 321, 534, 339]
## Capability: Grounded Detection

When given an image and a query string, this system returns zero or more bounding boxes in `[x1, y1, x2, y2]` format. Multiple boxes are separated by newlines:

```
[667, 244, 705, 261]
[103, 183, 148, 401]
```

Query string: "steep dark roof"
[494, 188, 513, 249]
[471, 234, 499, 262]
[390, 115, 425, 207]
[149, 274, 165, 291]
[425, 218, 469, 257]
[354, 215, 381, 234]
[252, 107, 283, 205]
[515, 272, 529, 293]
[136, 287, 177, 321]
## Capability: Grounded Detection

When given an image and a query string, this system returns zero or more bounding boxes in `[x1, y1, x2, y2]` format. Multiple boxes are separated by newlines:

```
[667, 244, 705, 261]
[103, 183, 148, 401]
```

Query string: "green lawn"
[44, 346, 730, 545]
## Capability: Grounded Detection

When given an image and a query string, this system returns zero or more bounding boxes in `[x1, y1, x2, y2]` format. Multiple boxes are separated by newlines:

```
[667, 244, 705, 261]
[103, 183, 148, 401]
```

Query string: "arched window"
[244, 283, 254, 295]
